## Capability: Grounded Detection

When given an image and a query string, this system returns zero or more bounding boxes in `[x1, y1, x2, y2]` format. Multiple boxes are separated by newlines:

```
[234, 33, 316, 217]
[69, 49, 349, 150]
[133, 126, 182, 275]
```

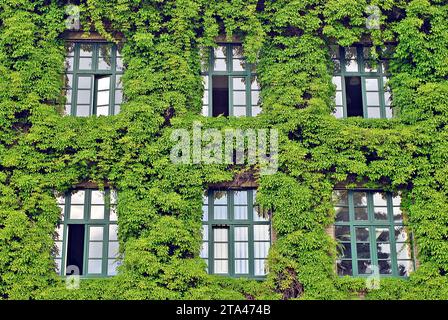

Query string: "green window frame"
[331, 45, 393, 119]
[201, 44, 261, 117]
[201, 189, 271, 278]
[334, 190, 415, 277]
[64, 41, 124, 117]
[55, 189, 120, 277]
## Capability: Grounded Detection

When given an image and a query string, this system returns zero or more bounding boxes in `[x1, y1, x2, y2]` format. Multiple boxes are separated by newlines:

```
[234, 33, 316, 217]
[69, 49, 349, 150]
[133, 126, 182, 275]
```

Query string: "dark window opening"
[66, 224, 85, 275]
[345, 76, 363, 117]
[212, 75, 229, 117]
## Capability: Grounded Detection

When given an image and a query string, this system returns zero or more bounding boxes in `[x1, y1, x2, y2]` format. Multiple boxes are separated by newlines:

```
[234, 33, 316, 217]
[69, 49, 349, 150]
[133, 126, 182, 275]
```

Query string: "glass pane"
[384, 91, 391, 106]
[376, 228, 390, 242]
[396, 243, 411, 259]
[69, 205, 84, 219]
[97, 77, 111, 91]
[251, 91, 260, 105]
[252, 106, 261, 116]
[394, 226, 407, 242]
[367, 107, 381, 118]
[108, 242, 119, 258]
[202, 205, 208, 221]
[116, 57, 124, 71]
[235, 260, 249, 274]
[213, 59, 227, 71]
[232, 59, 245, 71]
[115, 90, 123, 104]
[366, 92, 380, 106]
[251, 77, 260, 90]
[233, 91, 246, 105]
[65, 57, 74, 71]
[353, 192, 367, 205]
[338, 242, 352, 258]
[254, 259, 267, 276]
[374, 207, 388, 220]
[78, 76, 92, 89]
[98, 57, 112, 70]
[393, 207, 403, 222]
[337, 260, 353, 276]
[55, 259, 62, 275]
[96, 106, 109, 116]
[109, 225, 118, 241]
[234, 227, 248, 241]
[379, 260, 392, 274]
[90, 205, 105, 219]
[392, 195, 401, 206]
[107, 259, 120, 276]
[116, 75, 123, 89]
[335, 207, 349, 222]
[234, 243, 248, 259]
[364, 60, 378, 72]
[333, 190, 348, 205]
[109, 206, 118, 221]
[335, 226, 351, 241]
[79, 44, 93, 56]
[214, 228, 228, 242]
[233, 107, 247, 117]
[77, 90, 91, 104]
[345, 47, 357, 59]
[55, 242, 63, 258]
[202, 91, 208, 105]
[79, 57, 92, 70]
[88, 260, 102, 274]
[365, 78, 379, 91]
[214, 206, 227, 220]
[233, 78, 245, 90]
[358, 260, 372, 274]
[397, 260, 413, 276]
[97, 91, 110, 106]
[76, 105, 90, 117]
[214, 243, 228, 259]
[214, 46, 226, 58]
[89, 226, 103, 240]
[254, 225, 270, 241]
[355, 227, 369, 241]
[377, 243, 391, 259]
[200, 242, 208, 258]
[332, 76, 342, 91]
[234, 191, 248, 204]
[214, 260, 228, 274]
[354, 207, 368, 220]
[330, 45, 340, 59]
[254, 242, 270, 259]
[91, 190, 105, 204]
[89, 242, 103, 258]
[356, 243, 371, 259]
[232, 46, 243, 58]
[202, 225, 208, 241]
[335, 91, 343, 105]
[71, 190, 85, 204]
[373, 192, 387, 205]
[213, 191, 227, 204]
[345, 60, 358, 72]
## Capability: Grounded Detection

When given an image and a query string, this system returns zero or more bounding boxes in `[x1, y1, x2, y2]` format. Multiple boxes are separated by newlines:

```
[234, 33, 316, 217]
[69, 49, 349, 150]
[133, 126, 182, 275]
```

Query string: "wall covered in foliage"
[0, 0, 448, 300]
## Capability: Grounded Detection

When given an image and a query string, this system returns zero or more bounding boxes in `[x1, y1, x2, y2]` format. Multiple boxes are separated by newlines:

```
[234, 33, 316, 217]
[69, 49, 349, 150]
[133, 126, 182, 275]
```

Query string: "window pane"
[365, 78, 379, 91]
[96, 106, 109, 116]
[338, 242, 352, 258]
[345, 60, 358, 72]
[254, 225, 270, 241]
[366, 92, 380, 106]
[115, 90, 123, 104]
[345, 47, 357, 59]
[335, 226, 351, 241]
[232, 59, 245, 71]
[202, 205, 208, 221]
[109, 225, 118, 241]
[213, 191, 227, 204]
[254, 242, 270, 258]
[202, 225, 208, 241]
[235, 260, 249, 274]
[108, 242, 119, 258]
[89, 242, 103, 258]
[233, 106, 247, 117]
[97, 77, 111, 91]
[251, 91, 260, 106]
[373, 192, 387, 206]
[214, 260, 228, 274]
[353, 192, 367, 205]
[214, 59, 226, 71]
[214, 243, 228, 259]
[97, 91, 110, 106]
[88, 260, 102, 274]
[396, 243, 411, 259]
[79, 44, 93, 56]
[77, 90, 91, 104]
[234, 227, 248, 241]
[333, 190, 348, 205]
[379, 260, 392, 274]
[90, 205, 105, 220]
[394, 226, 407, 242]
[232, 77, 245, 90]
[109, 206, 118, 222]
[69, 205, 84, 219]
[397, 260, 413, 276]
[356, 243, 371, 259]
[71, 190, 85, 204]
[76, 105, 90, 117]
[332, 76, 342, 91]
[234, 242, 248, 259]
[335, 207, 349, 222]
[254, 259, 267, 276]
[108, 259, 120, 276]
[376, 228, 390, 242]
[200, 242, 208, 258]
[89, 226, 103, 240]
[214, 228, 228, 242]
[79, 57, 92, 70]
[377, 243, 391, 259]
[234, 191, 248, 204]
[355, 227, 369, 241]
[354, 207, 368, 220]
[335, 91, 343, 105]
[233, 91, 246, 105]
[91, 191, 105, 204]
[367, 107, 381, 118]
[78, 76, 92, 89]
[374, 207, 388, 220]
[337, 260, 353, 276]
[214, 206, 227, 220]
[358, 260, 372, 274]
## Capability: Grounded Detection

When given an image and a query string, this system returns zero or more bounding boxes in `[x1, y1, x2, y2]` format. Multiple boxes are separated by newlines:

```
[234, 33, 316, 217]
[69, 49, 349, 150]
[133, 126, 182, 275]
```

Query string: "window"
[201, 190, 270, 277]
[331, 45, 393, 119]
[201, 44, 261, 117]
[333, 190, 414, 277]
[55, 189, 120, 277]
[64, 42, 124, 116]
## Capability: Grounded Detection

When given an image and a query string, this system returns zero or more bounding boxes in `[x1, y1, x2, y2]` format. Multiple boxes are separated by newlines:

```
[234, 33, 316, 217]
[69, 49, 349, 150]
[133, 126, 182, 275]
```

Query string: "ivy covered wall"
[0, 0, 448, 300]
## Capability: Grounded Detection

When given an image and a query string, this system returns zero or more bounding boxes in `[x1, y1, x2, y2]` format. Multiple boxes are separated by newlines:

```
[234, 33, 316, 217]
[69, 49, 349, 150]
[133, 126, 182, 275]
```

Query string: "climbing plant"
[0, 0, 447, 300]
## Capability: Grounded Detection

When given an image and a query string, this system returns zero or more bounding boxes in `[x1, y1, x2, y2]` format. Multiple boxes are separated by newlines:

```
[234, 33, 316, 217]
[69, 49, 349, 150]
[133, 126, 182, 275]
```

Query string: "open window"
[201, 44, 261, 117]
[64, 42, 124, 116]
[55, 189, 120, 277]
[331, 45, 393, 119]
